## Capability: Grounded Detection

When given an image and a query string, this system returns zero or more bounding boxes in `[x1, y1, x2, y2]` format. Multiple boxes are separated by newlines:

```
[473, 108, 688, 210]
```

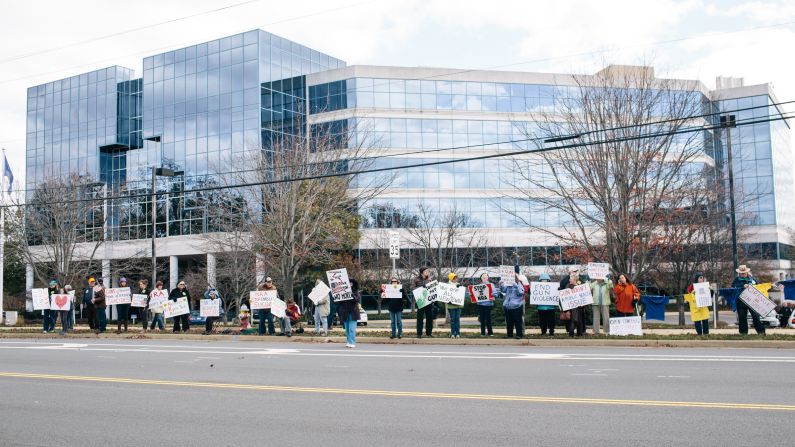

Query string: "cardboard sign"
[148, 290, 168, 311]
[381, 283, 403, 299]
[587, 263, 610, 280]
[326, 268, 353, 302]
[250, 290, 277, 310]
[200, 299, 220, 317]
[693, 282, 712, 308]
[271, 297, 287, 319]
[499, 265, 516, 286]
[32, 288, 50, 310]
[131, 294, 148, 308]
[559, 283, 594, 311]
[468, 283, 494, 303]
[529, 282, 560, 306]
[413, 287, 430, 309]
[164, 297, 190, 319]
[50, 294, 71, 311]
[739, 286, 777, 317]
[609, 316, 643, 336]
[308, 281, 331, 305]
[437, 282, 465, 306]
[105, 287, 132, 306]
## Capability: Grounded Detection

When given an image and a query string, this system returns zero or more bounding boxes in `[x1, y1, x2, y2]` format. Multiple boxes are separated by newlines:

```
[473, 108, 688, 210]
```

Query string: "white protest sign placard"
[148, 290, 168, 312]
[587, 263, 610, 280]
[468, 283, 494, 303]
[529, 282, 560, 306]
[307, 281, 331, 305]
[32, 288, 50, 310]
[326, 268, 353, 302]
[693, 282, 712, 308]
[164, 297, 190, 319]
[50, 294, 71, 311]
[200, 299, 220, 318]
[105, 287, 132, 306]
[389, 232, 400, 259]
[413, 287, 429, 309]
[425, 280, 439, 305]
[499, 265, 516, 286]
[558, 283, 594, 311]
[381, 284, 403, 299]
[250, 290, 276, 310]
[739, 286, 777, 317]
[436, 282, 465, 306]
[131, 294, 148, 308]
[609, 316, 643, 336]
[271, 297, 287, 319]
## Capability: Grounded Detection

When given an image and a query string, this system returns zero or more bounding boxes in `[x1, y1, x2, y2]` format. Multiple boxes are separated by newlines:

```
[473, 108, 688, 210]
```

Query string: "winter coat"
[613, 283, 640, 314]
[387, 287, 408, 313]
[315, 293, 331, 317]
[169, 287, 191, 309]
[93, 287, 106, 309]
[590, 280, 613, 306]
[500, 282, 525, 310]
[337, 290, 361, 322]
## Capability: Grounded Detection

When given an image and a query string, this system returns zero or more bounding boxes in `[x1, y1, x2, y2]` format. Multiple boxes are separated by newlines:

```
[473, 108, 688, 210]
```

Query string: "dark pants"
[327, 302, 338, 328]
[58, 311, 70, 333]
[116, 304, 130, 331]
[42, 309, 55, 332]
[566, 306, 586, 336]
[694, 319, 710, 335]
[505, 307, 524, 338]
[538, 309, 556, 335]
[737, 300, 765, 335]
[205, 317, 217, 333]
[96, 307, 107, 332]
[258, 309, 274, 335]
[478, 305, 493, 335]
[173, 313, 190, 332]
[138, 308, 149, 330]
[416, 305, 434, 336]
[84, 303, 98, 329]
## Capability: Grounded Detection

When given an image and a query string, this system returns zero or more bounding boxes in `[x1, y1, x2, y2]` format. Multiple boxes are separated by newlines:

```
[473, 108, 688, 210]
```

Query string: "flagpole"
[1, 148, 5, 325]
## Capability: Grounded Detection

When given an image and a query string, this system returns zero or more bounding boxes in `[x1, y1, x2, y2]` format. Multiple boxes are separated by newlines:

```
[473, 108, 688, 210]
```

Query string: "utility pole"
[721, 114, 739, 272]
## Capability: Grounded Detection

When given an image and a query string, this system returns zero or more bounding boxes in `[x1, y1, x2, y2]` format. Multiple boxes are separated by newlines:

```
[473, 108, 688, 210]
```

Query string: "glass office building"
[25, 29, 795, 279]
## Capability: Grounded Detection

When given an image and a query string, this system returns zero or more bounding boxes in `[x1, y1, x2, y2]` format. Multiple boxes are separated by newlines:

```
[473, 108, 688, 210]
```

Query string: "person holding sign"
[202, 288, 223, 335]
[500, 267, 526, 339]
[590, 276, 613, 336]
[337, 278, 361, 348]
[684, 273, 711, 336]
[82, 277, 98, 330]
[446, 273, 465, 339]
[169, 280, 192, 333]
[312, 280, 331, 337]
[413, 267, 435, 338]
[136, 279, 151, 333]
[384, 277, 407, 339]
[148, 281, 166, 331]
[536, 273, 557, 336]
[560, 266, 587, 337]
[91, 280, 107, 333]
[732, 265, 765, 335]
[472, 273, 495, 337]
[43, 280, 58, 333]
[115, 277, 132, 334]
[613, 274, 640, 317]
[256, 279, 277, 336]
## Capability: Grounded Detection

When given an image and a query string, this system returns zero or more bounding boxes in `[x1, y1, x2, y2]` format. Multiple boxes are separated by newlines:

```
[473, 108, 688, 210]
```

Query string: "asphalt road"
[1, 339, 794, 446]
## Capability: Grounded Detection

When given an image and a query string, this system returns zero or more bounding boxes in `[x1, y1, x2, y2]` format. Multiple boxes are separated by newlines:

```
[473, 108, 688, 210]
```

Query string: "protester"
[91, 279, 107, 333]
[64, 284, 75, 334]
[500, 269, 525, 339]
[43, 280, 58, 333]
[476, 273, 495, 336]
[613, 274, 640, 317]
[413, 267, 434, 338]
[446, 272, 464, 339]
[257, 278, 276, 336]
[732, 264, 765, 335]
[169, 280, 191, 333]
[148, 281, 166, 331]
[115, 277, 131, 334]
[313, 279, 331, 337]
[203, 287, 223, 335]
[560, 266, 586, 337]
[590, 276, 613, 336]
[685, 273, 711, 336]
[56, 284, 71, 335]
[137, 279, 151, 332]
[337, 278, 361, 348]
[83, 277, 98, 330]
[536, 273, 557, 336]
[286, 298, 303, 334]
[383, 277, 406, 339]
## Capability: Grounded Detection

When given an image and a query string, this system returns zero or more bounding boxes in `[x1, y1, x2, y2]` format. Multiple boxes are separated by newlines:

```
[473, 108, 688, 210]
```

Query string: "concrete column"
[25, 263, 34, 291]
[170, 256, 179, 291]
[207, 253, 217, 288]
[256, 253, 266, 286]
[102, 259, 111, 320]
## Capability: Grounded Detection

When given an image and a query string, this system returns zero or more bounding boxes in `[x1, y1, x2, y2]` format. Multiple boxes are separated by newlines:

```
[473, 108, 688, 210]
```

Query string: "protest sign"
[308, 281, 331, 305]
[468, 283, 494, 303]
[105, 287, 132, 306]
[739, 286, 777, 317]
[270, 297, 287, 319]
[499, 265, 516, 286]
[164, 298, 190, 319]
[587, 263, 610, 280]
[426, 280, 439, 305]
[693, 282, 712, 308]
[381, 283, 403, 299]
[200, 299, 220, 318]
[558, 283, 594, 311]
[32, 288, 50, 310]
[516, 274, 530, 286]
[250, 290, 276, 310]
[326, 268, 353, 302]
[436, 282, 465, 306]
[148, 290, 168, 311]
[528, 282, 560, 306]
[609, 316, 643, 336]
[50, 294, 71, 311]
[131, 294, 148, 308]
[412, 287, 429, 309]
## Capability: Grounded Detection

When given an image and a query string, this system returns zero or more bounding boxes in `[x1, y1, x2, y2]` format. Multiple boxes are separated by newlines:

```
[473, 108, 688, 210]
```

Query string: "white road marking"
[572, 373, 608, 376]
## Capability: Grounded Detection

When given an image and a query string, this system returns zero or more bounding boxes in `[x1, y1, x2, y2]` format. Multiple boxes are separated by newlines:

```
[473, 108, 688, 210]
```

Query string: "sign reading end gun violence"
[326, 268, 353, 302]
[558, 283, 593, 311]
[739, 286, 777, 317]
[529, 282, 559, 306]
[609, 316, 643, 336]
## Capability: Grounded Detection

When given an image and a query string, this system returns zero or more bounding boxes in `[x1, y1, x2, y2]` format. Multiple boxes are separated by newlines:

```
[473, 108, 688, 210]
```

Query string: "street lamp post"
[720, 114, 739, 272]
[151, 166, 176, 287]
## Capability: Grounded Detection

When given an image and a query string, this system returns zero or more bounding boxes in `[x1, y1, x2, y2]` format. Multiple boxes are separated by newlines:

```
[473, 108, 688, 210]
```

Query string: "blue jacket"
[500, 282, 525, 310]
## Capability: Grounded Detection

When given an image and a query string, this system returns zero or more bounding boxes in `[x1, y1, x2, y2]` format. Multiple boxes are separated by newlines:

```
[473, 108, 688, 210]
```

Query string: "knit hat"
[49, 280, 58, 286]
[448, 272, 458, 282]
[539, 272, 551, 281]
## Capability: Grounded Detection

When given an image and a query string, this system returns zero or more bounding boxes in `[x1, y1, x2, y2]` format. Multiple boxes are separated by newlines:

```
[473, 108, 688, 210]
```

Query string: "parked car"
[189, 308, 225, 325]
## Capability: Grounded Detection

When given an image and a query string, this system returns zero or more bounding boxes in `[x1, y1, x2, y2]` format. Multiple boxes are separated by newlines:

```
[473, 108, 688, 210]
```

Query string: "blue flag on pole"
[3, 155, 12, 194]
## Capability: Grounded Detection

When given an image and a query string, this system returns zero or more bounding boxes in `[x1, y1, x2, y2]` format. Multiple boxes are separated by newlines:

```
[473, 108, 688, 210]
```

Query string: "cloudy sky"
[1, 0, 793, 183]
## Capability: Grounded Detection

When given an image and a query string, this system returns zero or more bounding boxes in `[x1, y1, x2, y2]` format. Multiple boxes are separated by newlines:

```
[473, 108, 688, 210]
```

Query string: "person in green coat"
[590, 277, 613, 336]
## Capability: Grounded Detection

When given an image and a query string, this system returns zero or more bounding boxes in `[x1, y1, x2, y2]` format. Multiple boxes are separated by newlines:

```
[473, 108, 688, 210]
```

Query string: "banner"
[739, 286, 777, 317]
[609, 316, 643, 336]
[271, 297, 287, 319]
[559, 283, 594, 311]
[381, 284, 403, 299]
[529, 282, 560, 306]
[250, 290, 277, 310]
[468, 283, 494, 303]
[32, 288, 50, 310]
[164, 298, 190, 319]
[307, 281, 331, 305]
[131, 294, 148, 308]
[200, 299, 220, 318]
[105, 287, 132, 306]
[436, 282, 465, 306]
[326, 268, 353, 302]
[148, 290, 168, 312]
[50, 294, 71, 311]
[693, 282, 712, 308]
[499, 265, 516, 286]
[587, 263, 610, 280]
